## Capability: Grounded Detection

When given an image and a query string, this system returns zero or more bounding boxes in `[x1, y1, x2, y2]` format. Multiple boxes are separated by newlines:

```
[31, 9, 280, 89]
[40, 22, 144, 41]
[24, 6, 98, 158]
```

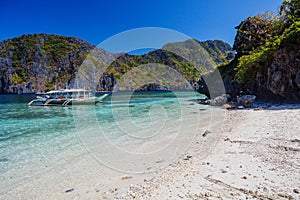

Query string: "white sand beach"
[1, 104, 299, 200]
[110, 105, 300, 199]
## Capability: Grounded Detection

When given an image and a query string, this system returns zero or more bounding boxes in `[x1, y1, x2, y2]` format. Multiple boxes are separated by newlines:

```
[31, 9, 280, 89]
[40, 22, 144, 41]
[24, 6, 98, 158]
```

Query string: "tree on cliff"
[280, 0, 300, 23]
[219, 0, 300, 102]
[233, 13, 277, 57]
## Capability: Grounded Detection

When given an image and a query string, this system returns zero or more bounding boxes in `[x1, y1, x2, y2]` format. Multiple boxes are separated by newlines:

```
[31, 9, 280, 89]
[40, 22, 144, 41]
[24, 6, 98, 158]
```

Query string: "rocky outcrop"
[218, 47, 300, 102]
[0, 34, 97, 93]
[199, 40, 235, 64]
[198, 94, 256, 108]
[199, 94, 230, 106]
[136, 83, 169, 91]
[233, 16, 273, 57]
[163, 39, 235, 72]
[216, 8, 300, 103]
[198, 1, 300, 103]
[104, 40, 234, 92]
[237, 95, 256, 107]
[234, 45, 300, 102]
[98, 73, 116, 91]
[265, 47, 300, 101]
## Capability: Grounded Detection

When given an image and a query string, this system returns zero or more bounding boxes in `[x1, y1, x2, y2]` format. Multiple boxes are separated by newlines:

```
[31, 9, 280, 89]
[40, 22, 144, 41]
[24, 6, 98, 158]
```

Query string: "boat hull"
[28, 94, 108, 106]
[49, 99, 100, 105]
[28, 100, 100, 106]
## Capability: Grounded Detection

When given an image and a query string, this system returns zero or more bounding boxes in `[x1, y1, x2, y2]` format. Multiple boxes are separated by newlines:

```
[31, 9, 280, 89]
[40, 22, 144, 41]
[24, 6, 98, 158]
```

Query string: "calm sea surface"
[0, 91, 206, 194]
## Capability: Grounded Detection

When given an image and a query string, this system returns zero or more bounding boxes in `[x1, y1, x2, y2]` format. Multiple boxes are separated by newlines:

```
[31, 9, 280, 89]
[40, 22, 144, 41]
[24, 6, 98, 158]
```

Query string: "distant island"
[0, 34, 234, 93]
[0, 0, 299, 102]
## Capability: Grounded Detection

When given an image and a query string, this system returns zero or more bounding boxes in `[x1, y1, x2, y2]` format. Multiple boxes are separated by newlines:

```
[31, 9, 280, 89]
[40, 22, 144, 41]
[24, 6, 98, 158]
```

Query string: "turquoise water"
[0, 91, 205, 192]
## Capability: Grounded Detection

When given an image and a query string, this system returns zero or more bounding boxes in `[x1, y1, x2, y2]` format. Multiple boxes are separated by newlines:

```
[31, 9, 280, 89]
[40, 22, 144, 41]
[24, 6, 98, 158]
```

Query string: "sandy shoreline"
[112, 104, 300, 199]
[1, 104, 299, 200]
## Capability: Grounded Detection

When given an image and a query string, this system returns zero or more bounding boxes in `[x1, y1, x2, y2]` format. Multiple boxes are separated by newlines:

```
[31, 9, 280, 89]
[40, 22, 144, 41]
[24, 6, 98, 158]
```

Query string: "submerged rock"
[0, 158, 9, 162]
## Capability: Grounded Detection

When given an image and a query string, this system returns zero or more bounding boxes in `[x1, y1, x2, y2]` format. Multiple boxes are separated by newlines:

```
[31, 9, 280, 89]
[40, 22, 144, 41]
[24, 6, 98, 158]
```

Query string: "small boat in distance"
[27, 89, 109, 106]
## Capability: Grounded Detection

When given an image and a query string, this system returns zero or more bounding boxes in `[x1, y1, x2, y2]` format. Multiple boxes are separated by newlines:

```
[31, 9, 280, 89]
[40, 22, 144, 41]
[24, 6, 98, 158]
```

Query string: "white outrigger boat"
[28, 89, 109, 106]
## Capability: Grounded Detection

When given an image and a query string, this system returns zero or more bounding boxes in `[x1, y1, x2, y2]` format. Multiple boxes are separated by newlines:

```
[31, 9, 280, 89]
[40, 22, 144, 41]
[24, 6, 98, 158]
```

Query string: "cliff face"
[235, 24, 300, 102]
[217, 0, 300, 102]
[102, 49, 200, 91]
[98, 39, 234, 92]
[199, 40, 235, 64]
[0, 34, 116, 93]
[0, 34, 94, 93]
[250, 45, 300, 101]
[268, 47, 300, 98]
[0, 34, 233, 93]
[229, 44, 300, 102]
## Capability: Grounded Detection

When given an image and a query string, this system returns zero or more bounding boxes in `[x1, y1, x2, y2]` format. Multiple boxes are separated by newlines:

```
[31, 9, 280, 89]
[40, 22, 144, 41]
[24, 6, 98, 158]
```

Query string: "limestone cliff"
[0, 34, 113, 93]
[0, 34, 233, 93]
[216, 0, 300, 102]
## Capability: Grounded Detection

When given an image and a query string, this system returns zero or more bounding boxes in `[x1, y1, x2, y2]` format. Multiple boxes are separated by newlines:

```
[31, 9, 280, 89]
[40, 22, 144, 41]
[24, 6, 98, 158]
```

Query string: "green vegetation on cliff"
[101, 39, 234, 91]
[236, 20, 300, 84]
[0, 34, 233, 93]
[199, 40, 235, 64]
[0, 34, 98, 93]
[105, 50, 201, 90]
[219, 0, 300, 101]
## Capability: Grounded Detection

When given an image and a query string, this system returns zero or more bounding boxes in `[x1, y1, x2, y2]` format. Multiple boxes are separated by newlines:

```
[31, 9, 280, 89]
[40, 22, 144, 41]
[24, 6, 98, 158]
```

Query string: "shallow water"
[0, 91, 214, 194]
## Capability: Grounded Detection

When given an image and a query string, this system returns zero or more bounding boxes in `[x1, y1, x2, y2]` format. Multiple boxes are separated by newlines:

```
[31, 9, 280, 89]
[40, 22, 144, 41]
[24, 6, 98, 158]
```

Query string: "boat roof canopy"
[45, 89, 91, 94]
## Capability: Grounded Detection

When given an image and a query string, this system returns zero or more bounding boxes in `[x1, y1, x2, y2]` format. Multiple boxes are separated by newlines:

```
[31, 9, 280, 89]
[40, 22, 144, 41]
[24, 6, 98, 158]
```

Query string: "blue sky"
[1, 0, 283, 48]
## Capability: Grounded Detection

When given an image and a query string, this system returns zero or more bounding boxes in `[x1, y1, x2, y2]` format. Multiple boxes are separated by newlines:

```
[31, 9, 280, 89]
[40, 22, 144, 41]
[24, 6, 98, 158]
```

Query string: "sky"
[1, 0, 283, 49]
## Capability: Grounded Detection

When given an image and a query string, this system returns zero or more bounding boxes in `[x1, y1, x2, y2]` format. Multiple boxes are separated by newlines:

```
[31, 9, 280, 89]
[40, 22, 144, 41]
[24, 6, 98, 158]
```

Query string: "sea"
[0, 91, 224, 198]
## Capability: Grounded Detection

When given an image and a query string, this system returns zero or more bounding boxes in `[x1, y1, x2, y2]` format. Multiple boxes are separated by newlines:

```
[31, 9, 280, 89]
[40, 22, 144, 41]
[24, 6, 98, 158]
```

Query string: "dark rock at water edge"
[198, 94, 230, 106]
[98, 73, 116, 91]
[136, 83, 169, 91]
[198, 93, 256, 109]
[237, 95, 256, 108]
